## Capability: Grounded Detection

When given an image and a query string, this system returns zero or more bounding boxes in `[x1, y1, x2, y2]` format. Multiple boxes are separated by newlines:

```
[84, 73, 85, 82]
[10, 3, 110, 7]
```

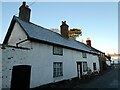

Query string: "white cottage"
[2, 2, 100, 89]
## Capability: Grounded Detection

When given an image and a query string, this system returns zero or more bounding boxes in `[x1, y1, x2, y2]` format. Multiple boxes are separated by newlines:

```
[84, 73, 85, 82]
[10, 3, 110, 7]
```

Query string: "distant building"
[109, 54, 120, 64]
[85, 38, 108, 72]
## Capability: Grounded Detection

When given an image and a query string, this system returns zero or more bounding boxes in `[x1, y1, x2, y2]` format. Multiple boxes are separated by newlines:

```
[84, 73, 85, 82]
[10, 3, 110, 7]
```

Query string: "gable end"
[3, 16, 29, 44]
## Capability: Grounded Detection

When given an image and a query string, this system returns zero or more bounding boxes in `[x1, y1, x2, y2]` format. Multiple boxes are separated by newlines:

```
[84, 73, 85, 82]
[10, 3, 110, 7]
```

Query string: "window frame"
[53, 62, 63, 78]
[82, 52, 87, 58]
[83, 62, 88, 72]
[93, 63, 97, 71]
[53, 46, 63, 56]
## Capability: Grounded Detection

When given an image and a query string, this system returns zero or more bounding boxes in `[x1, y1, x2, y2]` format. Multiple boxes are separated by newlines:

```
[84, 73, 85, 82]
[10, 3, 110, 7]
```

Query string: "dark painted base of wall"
[1, 88, 10, 90]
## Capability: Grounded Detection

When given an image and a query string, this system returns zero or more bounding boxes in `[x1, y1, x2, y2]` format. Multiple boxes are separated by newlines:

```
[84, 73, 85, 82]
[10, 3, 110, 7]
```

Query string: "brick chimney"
[19, 1, 31, 22]
[60, 21, 69, 39]
[86, 37, 91, 47]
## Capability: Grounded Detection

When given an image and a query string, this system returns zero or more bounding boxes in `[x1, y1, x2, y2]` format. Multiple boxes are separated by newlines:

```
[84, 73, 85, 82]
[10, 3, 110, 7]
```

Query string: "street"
[75, 65, 120, 89]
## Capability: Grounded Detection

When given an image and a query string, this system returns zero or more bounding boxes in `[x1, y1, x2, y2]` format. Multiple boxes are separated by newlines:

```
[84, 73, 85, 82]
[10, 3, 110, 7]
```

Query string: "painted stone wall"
[2, 42, 100, 89]
[2, 46, 30, 89]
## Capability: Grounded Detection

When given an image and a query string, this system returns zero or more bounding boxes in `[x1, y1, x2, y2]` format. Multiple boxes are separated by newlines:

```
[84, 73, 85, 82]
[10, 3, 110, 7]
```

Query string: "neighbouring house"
[98, 53, 108, 72]
[105, 55, 111, 67]
[85, 38, 108, 72]
[2, 2, 101, 89]
[106, 59, 111, 67]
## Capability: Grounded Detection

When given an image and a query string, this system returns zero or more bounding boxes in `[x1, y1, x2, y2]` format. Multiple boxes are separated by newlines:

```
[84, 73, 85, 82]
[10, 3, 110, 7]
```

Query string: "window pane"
[83, 62, 87, 72]
[82, 52, 87, 58]
[53, 46, 63, 55]
[93, 63, 96, 70]
[53, 62, 63, 77]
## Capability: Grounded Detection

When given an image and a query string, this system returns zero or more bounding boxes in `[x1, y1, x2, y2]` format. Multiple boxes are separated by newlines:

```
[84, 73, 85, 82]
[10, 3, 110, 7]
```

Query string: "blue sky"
[1, 2, 118, 54]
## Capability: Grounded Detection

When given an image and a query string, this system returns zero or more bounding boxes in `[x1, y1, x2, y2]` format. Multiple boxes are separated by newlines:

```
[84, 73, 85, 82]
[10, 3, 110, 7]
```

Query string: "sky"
[0, 1, 118, 54]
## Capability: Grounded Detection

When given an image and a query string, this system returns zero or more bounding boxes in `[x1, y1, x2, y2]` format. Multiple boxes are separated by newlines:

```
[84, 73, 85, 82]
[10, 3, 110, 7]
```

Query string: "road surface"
[75, 65, 120, 89]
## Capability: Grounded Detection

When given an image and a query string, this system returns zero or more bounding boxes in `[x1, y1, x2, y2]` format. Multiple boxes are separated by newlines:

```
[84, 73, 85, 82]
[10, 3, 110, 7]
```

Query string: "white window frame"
[82, 52, 87, 58]
[83, 62, 88, 72]
[53, 46, 63, 55]
[53, 62, 63, 77]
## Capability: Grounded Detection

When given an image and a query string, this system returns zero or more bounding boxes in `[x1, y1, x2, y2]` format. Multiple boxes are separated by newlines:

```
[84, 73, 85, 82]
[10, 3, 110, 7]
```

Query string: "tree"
[68, 28, 82, 40]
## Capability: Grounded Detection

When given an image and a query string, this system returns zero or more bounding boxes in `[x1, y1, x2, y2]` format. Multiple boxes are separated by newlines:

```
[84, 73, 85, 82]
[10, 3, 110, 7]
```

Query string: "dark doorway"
[10, 65, 31, 90]
[77, 62, 82, 78]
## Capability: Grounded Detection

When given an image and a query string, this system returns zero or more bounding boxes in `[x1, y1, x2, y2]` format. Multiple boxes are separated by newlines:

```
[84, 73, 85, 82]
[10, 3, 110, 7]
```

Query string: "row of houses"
[1, 2, 109, 89]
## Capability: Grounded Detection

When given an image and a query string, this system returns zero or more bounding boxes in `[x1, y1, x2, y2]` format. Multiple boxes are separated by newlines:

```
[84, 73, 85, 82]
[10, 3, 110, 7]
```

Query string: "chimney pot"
[23, 1, 26, 6]
[62, 21, 66, 24]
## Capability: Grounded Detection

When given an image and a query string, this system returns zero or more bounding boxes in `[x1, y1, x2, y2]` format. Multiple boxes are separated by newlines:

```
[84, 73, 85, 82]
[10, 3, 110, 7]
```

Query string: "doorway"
[77, 62, 82, 78]
[10, 65, 31, 90]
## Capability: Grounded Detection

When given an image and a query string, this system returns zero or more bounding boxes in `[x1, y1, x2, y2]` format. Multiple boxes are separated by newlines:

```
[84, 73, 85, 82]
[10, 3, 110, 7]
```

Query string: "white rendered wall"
[2, 47, 31, 89]
[87, 54, 100, 72]
[30, 42, 99, 87]
[2, 42, 100, 89]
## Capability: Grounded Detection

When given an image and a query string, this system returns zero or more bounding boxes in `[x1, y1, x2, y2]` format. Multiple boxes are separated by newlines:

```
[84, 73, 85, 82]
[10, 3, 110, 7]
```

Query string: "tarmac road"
[75, 65, 120, 89]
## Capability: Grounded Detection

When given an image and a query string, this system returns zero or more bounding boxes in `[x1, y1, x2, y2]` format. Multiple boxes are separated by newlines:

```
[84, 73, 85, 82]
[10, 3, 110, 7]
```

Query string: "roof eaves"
[30, 37, 99, 55]
[81, 42, 104, 54]
[91, 47, 105, 54]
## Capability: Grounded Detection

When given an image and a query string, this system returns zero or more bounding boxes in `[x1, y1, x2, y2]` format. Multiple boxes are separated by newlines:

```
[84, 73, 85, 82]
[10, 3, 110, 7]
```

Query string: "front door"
[10, 65, 31, 90]
[77, 62, 82, 78]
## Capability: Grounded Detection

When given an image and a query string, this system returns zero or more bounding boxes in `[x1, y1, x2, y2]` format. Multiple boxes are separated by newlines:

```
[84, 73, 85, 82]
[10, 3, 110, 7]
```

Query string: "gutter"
[16, 39, 29, 47]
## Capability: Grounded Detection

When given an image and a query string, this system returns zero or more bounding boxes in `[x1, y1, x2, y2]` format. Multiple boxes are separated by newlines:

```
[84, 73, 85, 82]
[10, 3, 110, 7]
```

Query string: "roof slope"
[3, 16, 98, 54]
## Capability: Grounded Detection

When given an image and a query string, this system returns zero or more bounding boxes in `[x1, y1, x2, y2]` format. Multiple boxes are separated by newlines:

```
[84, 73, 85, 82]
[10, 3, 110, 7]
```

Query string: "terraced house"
[2, 2, 101, 89]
